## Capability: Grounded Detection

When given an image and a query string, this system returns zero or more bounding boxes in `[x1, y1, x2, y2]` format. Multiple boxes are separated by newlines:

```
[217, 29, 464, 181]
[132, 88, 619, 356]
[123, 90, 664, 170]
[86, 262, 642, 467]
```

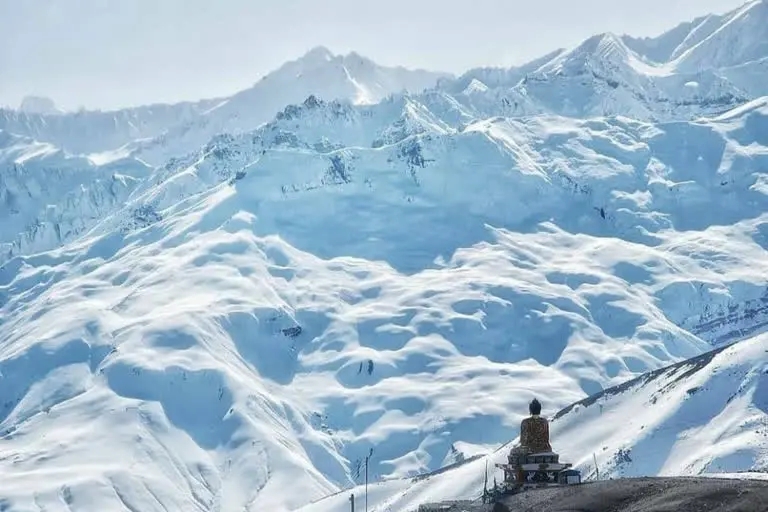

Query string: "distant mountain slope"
[621, 14, 714, 63]
[130, 47, 450, 166]
[0, 130, 151, 264]
[105, 93, 768, 348]
[437, 31, 751, 122]
[0, 47, 449, 161]
[433, 1, 768, 123]
[670, 0, 768, 74]
[444, 49, 566, 94]
[0, 99, 216, 156]
[6, 2, 768, 163]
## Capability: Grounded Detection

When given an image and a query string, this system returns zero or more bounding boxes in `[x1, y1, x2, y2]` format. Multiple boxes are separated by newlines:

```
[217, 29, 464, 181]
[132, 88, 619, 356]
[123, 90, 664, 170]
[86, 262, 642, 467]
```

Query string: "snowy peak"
[451, 24, 753, 121]
[503, 33, 664, 119]
[667, 14, 728, 62]
[620, 0, 768, 70]
[297, 45, 335, 65]
[462, 78, 489, 95]
[531, 31, 665, 84]
[269, 46, 342, 80]
[254, 46, 449, 107]
[431, 2, 768, 122]
[126, 48, 451, 165]
[621, 16, 711, 63]
[540, 32, 633, 73]
[1, 47, 449, 163]
[672, 0, 768, 72]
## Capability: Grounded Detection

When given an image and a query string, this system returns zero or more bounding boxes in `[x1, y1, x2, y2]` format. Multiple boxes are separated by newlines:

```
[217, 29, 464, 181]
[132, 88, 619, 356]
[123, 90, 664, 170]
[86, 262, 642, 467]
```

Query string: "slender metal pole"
[593, 453, 599, 480]
[349, 493, 355, 512]
[365, 455, 369, 512]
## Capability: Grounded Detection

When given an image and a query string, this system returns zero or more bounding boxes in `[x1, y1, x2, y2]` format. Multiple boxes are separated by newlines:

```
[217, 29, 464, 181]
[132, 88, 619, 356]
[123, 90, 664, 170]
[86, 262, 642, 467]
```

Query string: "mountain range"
[1, 1, 767, 511]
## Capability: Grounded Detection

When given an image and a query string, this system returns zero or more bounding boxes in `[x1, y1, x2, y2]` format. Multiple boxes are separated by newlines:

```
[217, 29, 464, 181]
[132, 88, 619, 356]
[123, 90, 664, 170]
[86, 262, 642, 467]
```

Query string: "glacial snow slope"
[0, 46, 449, 162]
[301, 332, 768, 512]
[441, 1, 768, 123]
[1, 87, 767, 511]
[122, 0, 768, 166]
[551, 333, 768, 479]
[669, 0, 768, 76]
[442, 32, 749, 123]
[0, 99, 217, 157]
[621, 0, 768, 71]
[623, 0, 768, 99]
[6, 2, 768, 167]
[128, 47, 450, 166]
[95, 93, 768, 344]
[0, 130, 152, 265]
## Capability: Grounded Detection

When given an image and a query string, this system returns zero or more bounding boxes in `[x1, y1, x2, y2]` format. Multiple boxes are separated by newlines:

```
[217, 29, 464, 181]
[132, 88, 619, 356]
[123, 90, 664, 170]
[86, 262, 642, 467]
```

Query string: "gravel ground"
[496, 477, 768, 512]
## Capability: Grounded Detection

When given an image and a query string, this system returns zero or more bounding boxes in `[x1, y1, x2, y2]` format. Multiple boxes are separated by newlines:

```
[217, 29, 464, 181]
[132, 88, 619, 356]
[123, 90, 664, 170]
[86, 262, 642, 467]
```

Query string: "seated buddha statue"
[505, 398, 554, 484]
[519, 398, 552, 453]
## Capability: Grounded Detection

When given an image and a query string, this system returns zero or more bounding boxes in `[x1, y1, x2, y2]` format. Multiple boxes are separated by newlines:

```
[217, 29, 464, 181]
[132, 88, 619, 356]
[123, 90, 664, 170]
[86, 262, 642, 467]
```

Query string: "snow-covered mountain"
[435, 1, 768, 123]
[0, 47, 449, 162]
[0, 130, 151, 264]
[0, 100, 217, 158]
[1, 89, 767, 510]
[5, 2, 768, 164]
[1, 3, 768, 511]
[621, 0, 768, 100]
[438, 32, 749, 122]
[128, 47, 450, 166]
[667, 1, 768, 74]
[552, 333, 768, 479]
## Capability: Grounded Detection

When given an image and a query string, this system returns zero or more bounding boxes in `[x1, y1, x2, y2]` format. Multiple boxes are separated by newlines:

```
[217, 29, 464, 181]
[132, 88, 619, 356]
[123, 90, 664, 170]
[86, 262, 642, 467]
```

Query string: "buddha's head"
[529, 398, 542, 416]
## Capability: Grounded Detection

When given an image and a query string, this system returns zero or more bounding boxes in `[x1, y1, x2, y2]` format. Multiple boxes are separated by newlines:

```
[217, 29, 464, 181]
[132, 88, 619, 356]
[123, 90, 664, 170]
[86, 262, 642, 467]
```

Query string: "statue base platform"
[494, 450, 580, 492]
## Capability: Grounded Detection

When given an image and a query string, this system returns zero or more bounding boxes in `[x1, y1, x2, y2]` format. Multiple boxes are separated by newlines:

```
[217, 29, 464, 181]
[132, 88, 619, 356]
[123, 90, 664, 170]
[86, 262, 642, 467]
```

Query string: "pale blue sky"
[0, 0, 749, 111]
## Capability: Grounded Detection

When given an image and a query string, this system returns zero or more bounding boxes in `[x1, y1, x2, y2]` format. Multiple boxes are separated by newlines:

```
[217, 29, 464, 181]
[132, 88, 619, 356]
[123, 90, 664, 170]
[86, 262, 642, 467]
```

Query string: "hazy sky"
[1, 0, 749, 111]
